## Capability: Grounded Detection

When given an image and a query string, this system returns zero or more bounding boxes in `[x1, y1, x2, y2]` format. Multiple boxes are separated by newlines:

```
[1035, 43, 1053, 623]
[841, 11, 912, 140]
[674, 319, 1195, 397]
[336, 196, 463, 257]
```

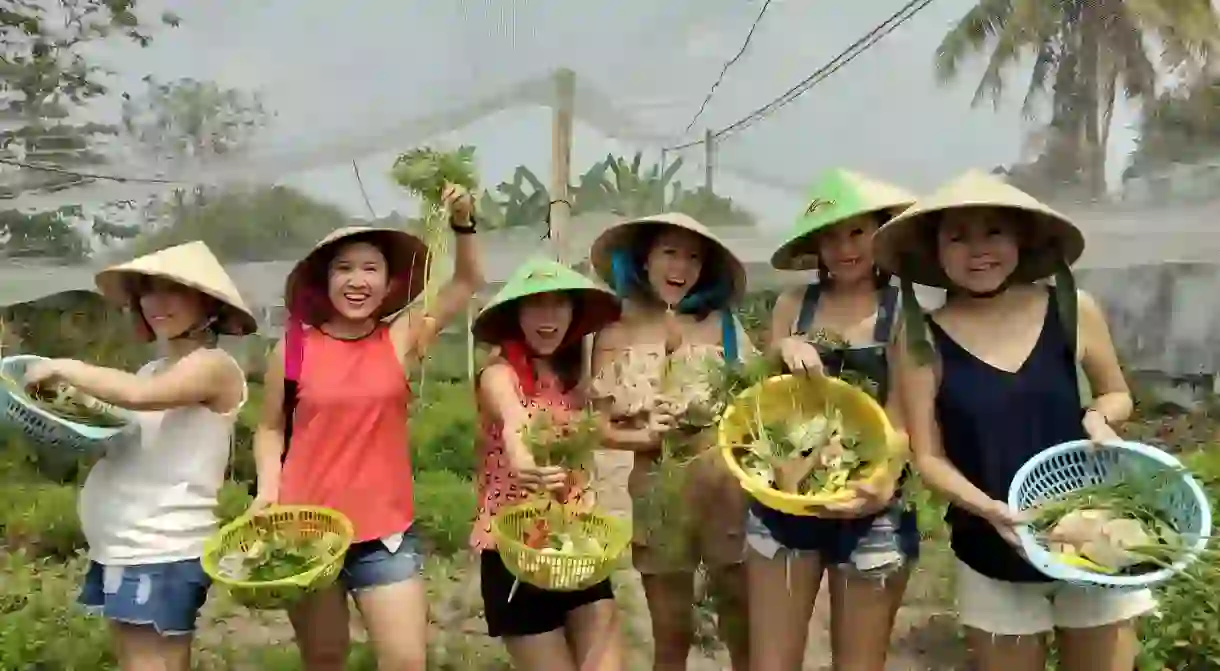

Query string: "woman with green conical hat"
[588, 212, 753, 670]
[748, 168, 920, 671]
[878, 171, 1150, 670]
[468, 257, 626, 668]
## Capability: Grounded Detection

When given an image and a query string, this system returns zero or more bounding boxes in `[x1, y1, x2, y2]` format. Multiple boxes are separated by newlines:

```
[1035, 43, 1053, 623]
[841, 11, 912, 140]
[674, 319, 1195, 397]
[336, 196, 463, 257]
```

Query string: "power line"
[0, 157, 183, 185]
[679, 0, 774, 137]
[665, 0, 937, 151]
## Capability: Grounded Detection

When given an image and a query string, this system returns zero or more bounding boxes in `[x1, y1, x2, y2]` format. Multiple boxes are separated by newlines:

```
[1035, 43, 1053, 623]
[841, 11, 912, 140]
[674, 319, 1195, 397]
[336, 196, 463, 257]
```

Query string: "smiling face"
[936, 208, 1022, 294]
[326, 240, 391, 322]
[643, 227, 706, 307]
[817, 214, 879, 285]
[517, 291, 574, 356]
[136, 276, 210, 340]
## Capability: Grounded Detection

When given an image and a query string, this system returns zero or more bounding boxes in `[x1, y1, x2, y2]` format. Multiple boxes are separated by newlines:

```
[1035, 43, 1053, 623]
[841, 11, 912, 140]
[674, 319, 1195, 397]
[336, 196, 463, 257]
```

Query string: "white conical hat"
[95, 241, 257, 340]
[872, 170, 1084, 288]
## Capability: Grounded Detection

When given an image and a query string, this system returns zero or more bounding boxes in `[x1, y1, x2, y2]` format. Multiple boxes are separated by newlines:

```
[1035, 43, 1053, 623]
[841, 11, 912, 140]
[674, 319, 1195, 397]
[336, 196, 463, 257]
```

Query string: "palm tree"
[935, 0, 1220, 198]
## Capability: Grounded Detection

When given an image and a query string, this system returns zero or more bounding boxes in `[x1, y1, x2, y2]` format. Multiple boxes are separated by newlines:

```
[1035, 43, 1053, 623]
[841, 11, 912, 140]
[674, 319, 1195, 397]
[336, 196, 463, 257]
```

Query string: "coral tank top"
[279, 325, 414, 542]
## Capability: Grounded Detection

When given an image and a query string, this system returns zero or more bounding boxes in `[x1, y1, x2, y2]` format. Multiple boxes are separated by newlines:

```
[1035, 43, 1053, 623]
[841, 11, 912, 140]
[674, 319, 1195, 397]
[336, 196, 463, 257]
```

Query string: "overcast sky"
[76, 0, 1150, 230]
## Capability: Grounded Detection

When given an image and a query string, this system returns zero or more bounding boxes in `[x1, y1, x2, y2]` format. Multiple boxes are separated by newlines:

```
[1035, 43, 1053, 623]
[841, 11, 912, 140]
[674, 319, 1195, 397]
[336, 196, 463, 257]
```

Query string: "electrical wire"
[665, 0, 937, 151]
[679, 0, 774, 137]
[0, 157, 184, 185]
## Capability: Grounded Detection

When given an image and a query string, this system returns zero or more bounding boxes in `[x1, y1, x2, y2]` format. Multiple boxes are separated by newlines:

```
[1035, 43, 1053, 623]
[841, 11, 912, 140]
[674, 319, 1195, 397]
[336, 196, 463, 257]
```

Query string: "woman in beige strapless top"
[587, 212, 754, 671]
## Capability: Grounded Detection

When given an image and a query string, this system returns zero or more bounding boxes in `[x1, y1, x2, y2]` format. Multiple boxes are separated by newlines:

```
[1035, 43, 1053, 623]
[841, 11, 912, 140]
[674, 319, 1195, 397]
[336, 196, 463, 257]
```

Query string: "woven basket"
[202, 506, 354, 610]
[718, 374, 903, 516]
[491, 500, 630, 592]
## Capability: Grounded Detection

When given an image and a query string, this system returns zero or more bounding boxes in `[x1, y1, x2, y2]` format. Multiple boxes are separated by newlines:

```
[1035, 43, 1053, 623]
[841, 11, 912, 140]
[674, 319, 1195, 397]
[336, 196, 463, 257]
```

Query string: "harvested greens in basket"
[217, 529, 345, 583]
[523, 406, 600, 471]
[2, 373, 128, 429]
[733, 404, 882, 495]
[520, 513, 605, 556]
[1027, 468, 1212, 576]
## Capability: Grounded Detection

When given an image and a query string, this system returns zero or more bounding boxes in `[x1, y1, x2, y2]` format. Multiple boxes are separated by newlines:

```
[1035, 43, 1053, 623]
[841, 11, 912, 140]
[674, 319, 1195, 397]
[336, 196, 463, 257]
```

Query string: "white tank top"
[79, 353, 246, 565]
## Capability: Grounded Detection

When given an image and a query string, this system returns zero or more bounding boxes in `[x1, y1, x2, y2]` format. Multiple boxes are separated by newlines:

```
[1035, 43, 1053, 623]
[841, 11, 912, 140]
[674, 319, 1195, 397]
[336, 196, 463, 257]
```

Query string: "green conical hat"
[770, 169, 917, 270]
[472, 257, 621, 344]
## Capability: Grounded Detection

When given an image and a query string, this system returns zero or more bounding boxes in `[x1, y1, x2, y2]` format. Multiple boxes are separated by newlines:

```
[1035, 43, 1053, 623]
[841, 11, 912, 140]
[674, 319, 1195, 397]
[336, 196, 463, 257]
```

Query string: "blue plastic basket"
[0, 355, 129, 456]
[1009, 439, 1212, 589]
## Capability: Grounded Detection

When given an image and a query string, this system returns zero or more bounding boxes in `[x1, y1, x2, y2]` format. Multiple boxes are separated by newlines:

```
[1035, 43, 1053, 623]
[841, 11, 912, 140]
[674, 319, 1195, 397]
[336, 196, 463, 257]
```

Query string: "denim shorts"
[340, 527, 425, 592]
[79, 559, 210, 636]
[745, 499, 920, 579]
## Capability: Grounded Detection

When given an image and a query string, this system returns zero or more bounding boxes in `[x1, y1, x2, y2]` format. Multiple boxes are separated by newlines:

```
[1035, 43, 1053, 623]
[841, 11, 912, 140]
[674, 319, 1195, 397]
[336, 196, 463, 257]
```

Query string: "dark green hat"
[771, 169, 917, 271]
[472, 257, 621, 344]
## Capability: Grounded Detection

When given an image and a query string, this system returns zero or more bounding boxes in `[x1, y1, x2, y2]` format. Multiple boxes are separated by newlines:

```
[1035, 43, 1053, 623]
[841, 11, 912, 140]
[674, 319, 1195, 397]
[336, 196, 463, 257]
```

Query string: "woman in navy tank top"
[745, 169, 921, 671]
[877, 171, 1153, 671]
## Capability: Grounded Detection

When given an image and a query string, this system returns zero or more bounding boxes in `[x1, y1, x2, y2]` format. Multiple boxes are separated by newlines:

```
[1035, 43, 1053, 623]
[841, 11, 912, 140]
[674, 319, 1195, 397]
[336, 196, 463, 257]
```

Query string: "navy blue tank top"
[926, 287, 1085, 583]
[752, 283, 900, 548]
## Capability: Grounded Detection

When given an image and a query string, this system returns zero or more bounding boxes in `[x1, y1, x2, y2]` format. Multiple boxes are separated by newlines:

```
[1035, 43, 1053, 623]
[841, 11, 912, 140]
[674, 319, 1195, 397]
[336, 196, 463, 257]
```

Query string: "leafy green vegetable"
[390, 145, 479, 205]
[219, 530, 344, 583]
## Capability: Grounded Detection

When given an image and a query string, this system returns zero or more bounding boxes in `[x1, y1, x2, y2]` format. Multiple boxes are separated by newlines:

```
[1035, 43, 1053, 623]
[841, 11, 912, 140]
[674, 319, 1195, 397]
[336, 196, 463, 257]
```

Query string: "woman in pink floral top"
[469, 258, 624, 671]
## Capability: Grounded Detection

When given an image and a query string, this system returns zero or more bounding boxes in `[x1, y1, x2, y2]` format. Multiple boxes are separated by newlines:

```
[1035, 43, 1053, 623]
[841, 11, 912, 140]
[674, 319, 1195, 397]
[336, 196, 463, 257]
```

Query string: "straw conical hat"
[873, 170, 1084, 288]
[771, 169, 917, 271]
[588, 212, 746, 302]
[472, 257, 620, 344]
[95, 241, 257, 341]
[285, 226, 429, 326]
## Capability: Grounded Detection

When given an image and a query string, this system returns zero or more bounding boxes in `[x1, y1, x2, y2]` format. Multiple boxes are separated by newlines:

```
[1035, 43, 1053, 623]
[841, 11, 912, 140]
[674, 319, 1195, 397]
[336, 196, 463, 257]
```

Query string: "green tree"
[128, 185, 348, 262]
[1, 1, 179, 259]
[484, 153, 756, 228]
[935, 1, 1219, 198]
[121, 76, 269, 162]
[1126, 71, 1220, 182]
[1, 1, 180, 195]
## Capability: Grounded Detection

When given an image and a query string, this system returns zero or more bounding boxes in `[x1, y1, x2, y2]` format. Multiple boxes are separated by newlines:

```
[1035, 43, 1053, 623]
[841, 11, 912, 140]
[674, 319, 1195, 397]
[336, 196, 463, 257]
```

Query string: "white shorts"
[955, 561, 1157, 636]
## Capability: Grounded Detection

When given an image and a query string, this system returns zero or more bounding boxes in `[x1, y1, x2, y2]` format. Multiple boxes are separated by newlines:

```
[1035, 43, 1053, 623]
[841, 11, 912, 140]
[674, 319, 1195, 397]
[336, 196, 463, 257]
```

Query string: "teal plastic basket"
[1009, 439, 1212, 589]
[0, 355, 129, 456]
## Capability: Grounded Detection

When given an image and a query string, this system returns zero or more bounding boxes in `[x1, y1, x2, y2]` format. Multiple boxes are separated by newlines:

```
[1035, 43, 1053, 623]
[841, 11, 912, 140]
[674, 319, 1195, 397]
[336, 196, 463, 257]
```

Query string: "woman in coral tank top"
[251, 184, 483, 671]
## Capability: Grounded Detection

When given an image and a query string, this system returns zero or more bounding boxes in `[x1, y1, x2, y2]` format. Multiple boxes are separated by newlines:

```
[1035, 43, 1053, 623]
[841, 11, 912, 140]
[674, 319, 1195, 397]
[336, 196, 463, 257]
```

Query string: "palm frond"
[933, 0, 1015, 86]
[971, 0, 1047, 108]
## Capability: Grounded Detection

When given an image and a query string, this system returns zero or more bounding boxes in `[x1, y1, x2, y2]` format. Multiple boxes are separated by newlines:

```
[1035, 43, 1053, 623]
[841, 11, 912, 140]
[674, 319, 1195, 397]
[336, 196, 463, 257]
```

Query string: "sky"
[56, 0, 1154, 230]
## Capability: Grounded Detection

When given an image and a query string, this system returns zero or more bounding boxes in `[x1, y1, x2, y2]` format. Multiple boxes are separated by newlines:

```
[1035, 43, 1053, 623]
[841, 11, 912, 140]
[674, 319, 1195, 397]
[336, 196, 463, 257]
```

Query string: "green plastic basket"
[202, 506, 353, 610]
[491, 500, 630, 592]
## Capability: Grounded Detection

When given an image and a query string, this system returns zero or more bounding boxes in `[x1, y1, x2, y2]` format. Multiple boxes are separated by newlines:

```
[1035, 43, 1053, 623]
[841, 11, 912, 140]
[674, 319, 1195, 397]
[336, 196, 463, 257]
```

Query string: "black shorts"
[480, 550, 615, 638]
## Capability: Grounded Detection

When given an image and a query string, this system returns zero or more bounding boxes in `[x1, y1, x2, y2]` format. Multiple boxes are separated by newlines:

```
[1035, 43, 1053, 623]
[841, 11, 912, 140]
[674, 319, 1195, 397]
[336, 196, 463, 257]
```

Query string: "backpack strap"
[794, 283, 821, 336]
[720, 309, 739, 363]
[281, 316, 305, 465]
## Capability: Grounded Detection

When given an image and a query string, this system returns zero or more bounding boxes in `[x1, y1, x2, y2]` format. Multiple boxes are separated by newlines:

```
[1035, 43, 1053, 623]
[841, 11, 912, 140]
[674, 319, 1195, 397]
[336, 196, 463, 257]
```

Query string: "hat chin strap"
[166, 315, 219, 343]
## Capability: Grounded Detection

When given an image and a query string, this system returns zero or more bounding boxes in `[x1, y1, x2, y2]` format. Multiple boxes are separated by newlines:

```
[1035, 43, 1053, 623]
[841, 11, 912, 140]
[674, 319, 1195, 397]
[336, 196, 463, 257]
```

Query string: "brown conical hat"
[285, 226, 430, 326]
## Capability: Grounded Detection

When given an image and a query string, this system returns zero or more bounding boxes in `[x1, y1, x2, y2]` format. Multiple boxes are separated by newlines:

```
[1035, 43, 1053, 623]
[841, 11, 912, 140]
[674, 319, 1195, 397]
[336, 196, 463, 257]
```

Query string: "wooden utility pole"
[549, 68, 576, 263]
[704, 129, 715, 191]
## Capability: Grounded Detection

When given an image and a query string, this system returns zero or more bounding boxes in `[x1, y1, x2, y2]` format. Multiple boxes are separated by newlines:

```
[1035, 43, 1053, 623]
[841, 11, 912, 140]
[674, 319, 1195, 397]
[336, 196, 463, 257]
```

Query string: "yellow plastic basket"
[202, 505, 354, 610]
[491, 499, 631, 592]
[718, 374, 904, 516]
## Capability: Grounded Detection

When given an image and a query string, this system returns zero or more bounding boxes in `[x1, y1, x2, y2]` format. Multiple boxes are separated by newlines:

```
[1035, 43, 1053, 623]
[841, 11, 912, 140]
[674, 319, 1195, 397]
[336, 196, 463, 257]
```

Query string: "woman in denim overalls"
[745, 170, 919, 671]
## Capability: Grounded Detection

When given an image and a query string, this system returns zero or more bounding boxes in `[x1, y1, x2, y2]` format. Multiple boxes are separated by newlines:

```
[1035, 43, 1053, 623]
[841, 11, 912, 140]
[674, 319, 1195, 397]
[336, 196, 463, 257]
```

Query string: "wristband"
[449, 214, 477, 235]
[1085, 407, 1110, 424]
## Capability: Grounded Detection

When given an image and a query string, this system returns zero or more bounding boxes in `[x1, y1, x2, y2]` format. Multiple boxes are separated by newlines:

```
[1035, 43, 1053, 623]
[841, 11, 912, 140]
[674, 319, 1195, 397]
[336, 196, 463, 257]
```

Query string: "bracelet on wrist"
[449, 214, 477, 234]
[1086, 407, 1110, 424]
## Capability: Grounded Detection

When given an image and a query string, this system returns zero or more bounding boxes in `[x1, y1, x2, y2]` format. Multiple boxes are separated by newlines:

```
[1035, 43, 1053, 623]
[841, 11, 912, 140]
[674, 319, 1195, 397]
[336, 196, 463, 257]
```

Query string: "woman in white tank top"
[23, 241, 255, 671]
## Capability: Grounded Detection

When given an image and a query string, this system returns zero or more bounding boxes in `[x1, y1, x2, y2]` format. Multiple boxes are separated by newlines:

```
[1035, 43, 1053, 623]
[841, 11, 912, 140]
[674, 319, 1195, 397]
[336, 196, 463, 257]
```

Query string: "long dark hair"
[500, 299, 586, 397]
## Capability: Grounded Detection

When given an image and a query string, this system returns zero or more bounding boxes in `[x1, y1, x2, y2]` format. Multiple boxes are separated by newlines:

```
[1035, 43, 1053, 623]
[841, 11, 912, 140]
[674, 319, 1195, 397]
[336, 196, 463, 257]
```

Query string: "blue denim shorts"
[79, 559, 210, 636]
[341, 527, 425, 592]
[746, 499, 920, 579]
